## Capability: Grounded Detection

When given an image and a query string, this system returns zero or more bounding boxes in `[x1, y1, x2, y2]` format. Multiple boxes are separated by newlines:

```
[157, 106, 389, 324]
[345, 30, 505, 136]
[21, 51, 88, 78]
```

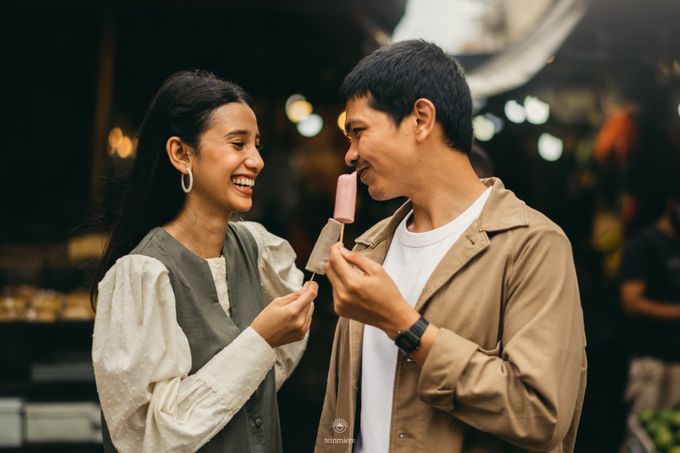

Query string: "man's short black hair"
[340, 39, 473, 155]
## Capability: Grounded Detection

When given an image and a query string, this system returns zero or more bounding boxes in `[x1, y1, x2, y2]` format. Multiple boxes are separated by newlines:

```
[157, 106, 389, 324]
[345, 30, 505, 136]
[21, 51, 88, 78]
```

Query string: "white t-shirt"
[355, 187, 491, 453]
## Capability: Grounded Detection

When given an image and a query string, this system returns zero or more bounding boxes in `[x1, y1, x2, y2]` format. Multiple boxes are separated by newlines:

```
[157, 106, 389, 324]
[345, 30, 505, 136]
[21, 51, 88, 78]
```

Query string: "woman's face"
[190, 102, 264, 214]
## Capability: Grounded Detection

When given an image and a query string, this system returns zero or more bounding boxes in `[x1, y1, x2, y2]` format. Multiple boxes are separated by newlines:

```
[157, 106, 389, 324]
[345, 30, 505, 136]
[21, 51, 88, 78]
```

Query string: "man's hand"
[324, 242, 419, 339]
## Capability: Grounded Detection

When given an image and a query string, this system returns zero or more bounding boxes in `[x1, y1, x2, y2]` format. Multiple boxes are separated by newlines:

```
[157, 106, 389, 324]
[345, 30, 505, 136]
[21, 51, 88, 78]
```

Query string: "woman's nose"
[247, 147, 265, 173]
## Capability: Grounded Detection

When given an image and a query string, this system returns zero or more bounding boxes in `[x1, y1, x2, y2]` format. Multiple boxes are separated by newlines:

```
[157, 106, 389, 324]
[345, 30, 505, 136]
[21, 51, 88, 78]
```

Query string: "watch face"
[396, 330, 419, 353]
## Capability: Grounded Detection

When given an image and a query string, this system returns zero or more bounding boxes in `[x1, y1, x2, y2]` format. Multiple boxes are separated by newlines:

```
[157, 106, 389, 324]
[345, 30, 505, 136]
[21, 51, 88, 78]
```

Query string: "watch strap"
[409, 317, 429, 338]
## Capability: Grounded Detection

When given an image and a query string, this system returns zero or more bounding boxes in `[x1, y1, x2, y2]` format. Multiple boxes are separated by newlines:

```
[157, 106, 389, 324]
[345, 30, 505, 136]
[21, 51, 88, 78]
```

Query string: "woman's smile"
[231, 174, 256, 196]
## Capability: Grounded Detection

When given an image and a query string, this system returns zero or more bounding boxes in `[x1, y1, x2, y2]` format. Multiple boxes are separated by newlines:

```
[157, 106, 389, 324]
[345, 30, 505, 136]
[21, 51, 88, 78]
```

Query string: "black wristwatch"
[394, 317, 429, 354]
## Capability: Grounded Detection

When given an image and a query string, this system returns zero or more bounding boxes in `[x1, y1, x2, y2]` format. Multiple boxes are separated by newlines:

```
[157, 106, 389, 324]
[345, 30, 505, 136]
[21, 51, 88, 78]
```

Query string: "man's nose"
[345, 144, 359, 167]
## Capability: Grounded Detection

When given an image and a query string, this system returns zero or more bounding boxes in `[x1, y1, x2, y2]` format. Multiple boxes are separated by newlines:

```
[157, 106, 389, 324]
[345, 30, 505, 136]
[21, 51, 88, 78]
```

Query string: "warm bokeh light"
[285, 94, 305, 111]
[107, 127, 135, 158]
[117, 136, 134, 158]
[108, 127, 123, 148]
[287, 99, 313, 123]
[337, 111, 347, 133]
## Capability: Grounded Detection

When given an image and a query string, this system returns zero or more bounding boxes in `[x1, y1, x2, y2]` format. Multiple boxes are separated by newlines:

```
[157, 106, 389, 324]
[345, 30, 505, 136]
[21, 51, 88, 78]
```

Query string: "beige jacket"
[315, 178, 587, 453]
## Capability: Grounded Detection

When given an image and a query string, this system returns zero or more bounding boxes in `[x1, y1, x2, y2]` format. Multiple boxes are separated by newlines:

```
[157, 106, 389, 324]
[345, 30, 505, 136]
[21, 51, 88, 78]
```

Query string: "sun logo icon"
[332, 418, 349, 434]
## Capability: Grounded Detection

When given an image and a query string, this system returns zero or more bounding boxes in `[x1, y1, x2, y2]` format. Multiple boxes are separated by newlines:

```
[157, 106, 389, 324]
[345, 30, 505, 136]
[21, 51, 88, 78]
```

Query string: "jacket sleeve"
[417, 228, 587, 451]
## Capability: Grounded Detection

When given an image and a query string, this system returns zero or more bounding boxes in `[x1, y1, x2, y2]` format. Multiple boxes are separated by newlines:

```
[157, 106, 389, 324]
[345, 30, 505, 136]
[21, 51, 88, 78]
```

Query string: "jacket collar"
[355, 177, 528, 250]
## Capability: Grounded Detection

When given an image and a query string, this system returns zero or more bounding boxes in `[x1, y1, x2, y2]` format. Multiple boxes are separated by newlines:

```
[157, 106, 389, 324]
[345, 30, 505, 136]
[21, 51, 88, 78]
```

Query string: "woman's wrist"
[249, 321, 274, 347]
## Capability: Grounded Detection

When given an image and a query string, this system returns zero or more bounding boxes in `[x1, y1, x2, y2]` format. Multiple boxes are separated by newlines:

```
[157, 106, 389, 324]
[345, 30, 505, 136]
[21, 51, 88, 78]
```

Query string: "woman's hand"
[251, 281, 318, 348]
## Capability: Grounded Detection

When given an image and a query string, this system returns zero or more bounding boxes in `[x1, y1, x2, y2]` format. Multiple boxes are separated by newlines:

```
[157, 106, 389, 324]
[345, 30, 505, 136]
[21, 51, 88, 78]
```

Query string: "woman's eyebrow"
[224, 130, 249, 137]
[224, 130, 260, 140]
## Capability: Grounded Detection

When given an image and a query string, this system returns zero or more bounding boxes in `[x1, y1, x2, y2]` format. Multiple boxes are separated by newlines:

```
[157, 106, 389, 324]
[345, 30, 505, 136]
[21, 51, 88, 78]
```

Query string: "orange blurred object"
[594, 108, 637, 162]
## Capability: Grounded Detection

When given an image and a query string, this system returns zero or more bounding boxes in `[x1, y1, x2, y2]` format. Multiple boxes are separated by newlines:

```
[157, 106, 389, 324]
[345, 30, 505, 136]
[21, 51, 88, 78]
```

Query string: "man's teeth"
[232, 177, 255, 188]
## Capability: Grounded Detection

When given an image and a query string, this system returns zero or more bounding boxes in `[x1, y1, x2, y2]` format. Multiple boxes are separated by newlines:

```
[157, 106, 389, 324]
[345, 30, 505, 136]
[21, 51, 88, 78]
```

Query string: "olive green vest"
[102, 223, 282, 453]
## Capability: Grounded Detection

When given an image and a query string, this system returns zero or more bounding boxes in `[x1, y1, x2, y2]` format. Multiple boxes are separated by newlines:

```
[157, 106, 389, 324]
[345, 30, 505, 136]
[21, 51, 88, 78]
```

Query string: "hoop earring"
[181, 168, 193, 193]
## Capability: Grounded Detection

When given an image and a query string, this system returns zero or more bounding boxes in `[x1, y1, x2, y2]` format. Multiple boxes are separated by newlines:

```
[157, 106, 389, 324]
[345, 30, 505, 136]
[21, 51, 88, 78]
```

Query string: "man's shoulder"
[486, 184, 567, 242]
[523, 204, 568, 238]
[502, 201, 572, 253]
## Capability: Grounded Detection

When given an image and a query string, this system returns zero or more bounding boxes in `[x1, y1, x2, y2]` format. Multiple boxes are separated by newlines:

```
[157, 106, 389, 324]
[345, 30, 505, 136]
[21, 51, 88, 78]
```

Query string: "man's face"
[343, 96, 416, 201]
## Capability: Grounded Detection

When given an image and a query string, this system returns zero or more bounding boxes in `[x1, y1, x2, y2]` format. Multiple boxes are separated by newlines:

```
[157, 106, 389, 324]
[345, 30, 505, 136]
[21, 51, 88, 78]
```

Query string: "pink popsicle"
[333, 171, 357, 224]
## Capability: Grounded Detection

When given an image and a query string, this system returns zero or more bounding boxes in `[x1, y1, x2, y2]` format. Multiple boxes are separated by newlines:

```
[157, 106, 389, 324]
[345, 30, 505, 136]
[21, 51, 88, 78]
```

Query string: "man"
[316, 40, 587, 452]
[619, 180, 680, 442]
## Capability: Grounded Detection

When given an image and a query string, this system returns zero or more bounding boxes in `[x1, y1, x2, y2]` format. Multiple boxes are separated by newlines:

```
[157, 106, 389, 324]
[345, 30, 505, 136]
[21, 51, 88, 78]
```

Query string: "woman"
[91, 70, 317, 452]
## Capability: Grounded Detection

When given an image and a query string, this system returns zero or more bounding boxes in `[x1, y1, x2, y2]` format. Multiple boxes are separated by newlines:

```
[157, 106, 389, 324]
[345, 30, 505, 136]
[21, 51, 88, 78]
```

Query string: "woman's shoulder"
[235, 221, 289, 251]
[101, 254, 169, 286]
[95, 254, 173, 315]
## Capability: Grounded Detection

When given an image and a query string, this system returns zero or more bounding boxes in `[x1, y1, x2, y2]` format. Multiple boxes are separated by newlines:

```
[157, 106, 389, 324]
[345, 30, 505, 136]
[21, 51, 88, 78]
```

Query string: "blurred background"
[1, 0, 679, 451]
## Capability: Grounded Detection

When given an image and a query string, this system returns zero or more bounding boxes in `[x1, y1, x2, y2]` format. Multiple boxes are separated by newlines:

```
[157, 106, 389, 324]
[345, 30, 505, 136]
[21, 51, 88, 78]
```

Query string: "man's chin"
[367, 185, 397, 202]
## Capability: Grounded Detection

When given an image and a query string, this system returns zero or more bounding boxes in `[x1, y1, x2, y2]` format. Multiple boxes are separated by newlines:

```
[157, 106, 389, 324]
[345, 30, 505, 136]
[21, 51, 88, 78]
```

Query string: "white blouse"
[92, 222, 308, 453]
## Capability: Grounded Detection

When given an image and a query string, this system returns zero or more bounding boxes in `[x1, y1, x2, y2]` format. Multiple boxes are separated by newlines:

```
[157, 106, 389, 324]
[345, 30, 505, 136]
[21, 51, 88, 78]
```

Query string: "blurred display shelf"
[0, 313, 100, 451]
[1, 288, 94, 324]
[0, 321, 94, 381]
[32, 362, 94, 383]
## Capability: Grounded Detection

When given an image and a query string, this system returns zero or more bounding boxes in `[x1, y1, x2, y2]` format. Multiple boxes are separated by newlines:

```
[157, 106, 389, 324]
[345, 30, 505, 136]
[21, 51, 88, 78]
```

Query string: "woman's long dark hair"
[90, 70, 252, 308]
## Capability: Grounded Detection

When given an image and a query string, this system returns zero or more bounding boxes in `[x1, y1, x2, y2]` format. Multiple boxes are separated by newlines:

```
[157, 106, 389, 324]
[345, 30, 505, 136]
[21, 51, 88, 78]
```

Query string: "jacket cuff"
[417, 328, 478, 412]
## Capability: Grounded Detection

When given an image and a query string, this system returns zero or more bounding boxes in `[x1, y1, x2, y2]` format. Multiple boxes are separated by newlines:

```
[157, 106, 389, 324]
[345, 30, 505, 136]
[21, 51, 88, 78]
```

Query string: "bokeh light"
[538, 133, 563, 161]
[297, 113, 323, 137]
[504, 100, 526, 124]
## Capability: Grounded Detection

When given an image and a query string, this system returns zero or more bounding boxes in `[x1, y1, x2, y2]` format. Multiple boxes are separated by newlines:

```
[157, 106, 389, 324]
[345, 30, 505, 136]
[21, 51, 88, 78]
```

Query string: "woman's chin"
[228, 200, 253, 213]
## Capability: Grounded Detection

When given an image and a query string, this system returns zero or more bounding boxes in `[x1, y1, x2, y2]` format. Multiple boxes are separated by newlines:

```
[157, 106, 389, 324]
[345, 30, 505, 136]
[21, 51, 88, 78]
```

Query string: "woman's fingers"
[273, 290, 301, 305]
[302, 301, 315, 332]
[288, 282, 318, 312]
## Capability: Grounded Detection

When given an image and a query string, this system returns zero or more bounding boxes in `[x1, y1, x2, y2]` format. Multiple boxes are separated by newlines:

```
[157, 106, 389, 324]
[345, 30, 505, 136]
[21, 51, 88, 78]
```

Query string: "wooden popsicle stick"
[339, 223, 345, 244]
[309, 272, 316, 282]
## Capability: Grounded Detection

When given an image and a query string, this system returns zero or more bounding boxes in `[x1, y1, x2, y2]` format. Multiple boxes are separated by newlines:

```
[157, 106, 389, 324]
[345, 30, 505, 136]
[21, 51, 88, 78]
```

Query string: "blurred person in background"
[90, 71, 317, 452]
[317, 40, 587, 453]
[619, 174, 680, 444]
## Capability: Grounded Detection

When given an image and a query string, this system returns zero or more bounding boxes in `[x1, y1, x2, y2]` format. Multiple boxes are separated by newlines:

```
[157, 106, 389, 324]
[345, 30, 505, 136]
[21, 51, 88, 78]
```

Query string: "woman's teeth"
[232, 176, 255, 188]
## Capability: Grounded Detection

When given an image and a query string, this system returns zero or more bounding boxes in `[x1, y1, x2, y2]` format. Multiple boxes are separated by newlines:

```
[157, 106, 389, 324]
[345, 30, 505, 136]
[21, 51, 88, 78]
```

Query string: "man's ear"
[166, 136, 194, 172]
[412, 98, 437, 143]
